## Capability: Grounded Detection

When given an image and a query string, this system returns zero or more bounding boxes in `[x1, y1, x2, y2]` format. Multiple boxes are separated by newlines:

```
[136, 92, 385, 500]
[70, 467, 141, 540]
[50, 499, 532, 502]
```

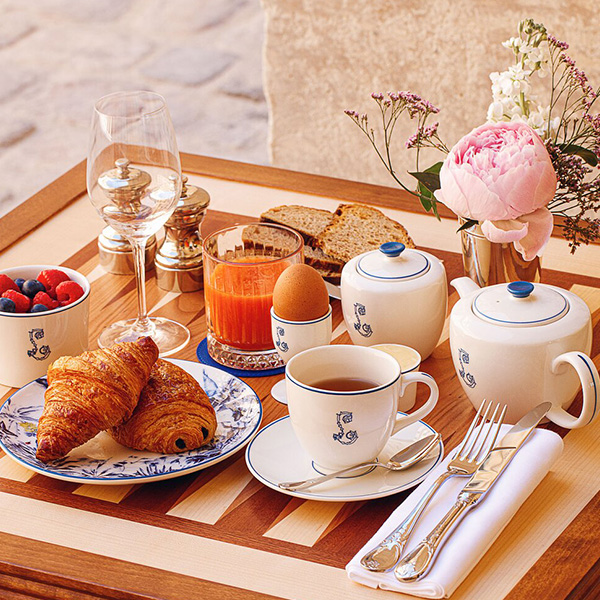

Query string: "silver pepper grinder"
[97, 158, 157, 275]
[155, 176, 210, 292]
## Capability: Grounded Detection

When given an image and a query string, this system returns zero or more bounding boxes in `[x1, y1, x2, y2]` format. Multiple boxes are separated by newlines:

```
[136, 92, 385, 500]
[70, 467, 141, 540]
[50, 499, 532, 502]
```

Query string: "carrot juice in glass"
[203, 223, 303, 370]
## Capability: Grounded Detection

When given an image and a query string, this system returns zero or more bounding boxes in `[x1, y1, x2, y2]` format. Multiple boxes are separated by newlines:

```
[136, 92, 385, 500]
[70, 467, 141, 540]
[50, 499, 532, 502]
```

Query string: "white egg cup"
[270, 305, 333, 404]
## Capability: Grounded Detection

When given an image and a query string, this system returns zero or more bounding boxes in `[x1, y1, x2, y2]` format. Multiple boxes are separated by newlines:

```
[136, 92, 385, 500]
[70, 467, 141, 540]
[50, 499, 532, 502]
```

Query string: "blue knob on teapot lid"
[507, 281, 534, 298]
[379, 242, 405, 257]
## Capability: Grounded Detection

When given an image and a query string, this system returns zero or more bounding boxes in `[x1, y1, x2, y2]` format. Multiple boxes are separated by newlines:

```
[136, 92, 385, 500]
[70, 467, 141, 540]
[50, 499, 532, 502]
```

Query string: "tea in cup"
[285, 345, 439, 473]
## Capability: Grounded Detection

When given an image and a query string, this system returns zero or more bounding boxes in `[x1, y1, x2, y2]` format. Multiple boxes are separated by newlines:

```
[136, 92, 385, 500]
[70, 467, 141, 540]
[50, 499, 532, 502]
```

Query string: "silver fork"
[360, 400, 506, 572]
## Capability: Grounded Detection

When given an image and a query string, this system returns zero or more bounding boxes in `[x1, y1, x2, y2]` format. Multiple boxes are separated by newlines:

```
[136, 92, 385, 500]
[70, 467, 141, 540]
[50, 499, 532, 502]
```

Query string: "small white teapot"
[449, 277, 599, 427]
[341, 242, 447, 359]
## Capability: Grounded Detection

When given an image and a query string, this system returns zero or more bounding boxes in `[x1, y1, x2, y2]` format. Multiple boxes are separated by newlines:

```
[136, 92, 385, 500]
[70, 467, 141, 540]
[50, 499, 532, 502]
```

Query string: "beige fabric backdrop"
[263, 0, 600, 190]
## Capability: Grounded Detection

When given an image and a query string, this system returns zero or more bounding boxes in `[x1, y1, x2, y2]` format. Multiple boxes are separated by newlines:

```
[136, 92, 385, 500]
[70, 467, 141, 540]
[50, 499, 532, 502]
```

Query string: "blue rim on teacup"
[285, 344, 401, 396]
[0, 265, 90, 318]
[270, 305, 332, 326]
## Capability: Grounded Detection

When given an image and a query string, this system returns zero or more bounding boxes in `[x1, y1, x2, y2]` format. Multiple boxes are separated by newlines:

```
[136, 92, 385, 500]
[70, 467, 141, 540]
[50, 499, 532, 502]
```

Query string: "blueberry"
[0, 298, 16, 313]
[21, 279, 46, 298]
[14, 278, 25, 291]
[31, 304, 49, 313]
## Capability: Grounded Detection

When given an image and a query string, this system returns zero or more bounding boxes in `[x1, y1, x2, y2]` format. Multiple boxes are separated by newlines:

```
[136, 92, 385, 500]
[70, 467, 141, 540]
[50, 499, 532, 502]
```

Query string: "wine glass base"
[270, 379, 288, 405]
[98, 317, 190, 357]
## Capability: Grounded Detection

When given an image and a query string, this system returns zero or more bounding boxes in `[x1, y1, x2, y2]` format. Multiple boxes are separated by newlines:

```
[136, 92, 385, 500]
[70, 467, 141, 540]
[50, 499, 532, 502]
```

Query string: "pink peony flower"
[434, 121, 557, 260]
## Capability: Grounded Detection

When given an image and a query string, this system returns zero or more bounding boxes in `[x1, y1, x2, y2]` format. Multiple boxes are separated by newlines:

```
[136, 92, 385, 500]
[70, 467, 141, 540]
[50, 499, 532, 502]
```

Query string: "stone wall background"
[263, 0, 600, 194]
[0, 0, 267, 218]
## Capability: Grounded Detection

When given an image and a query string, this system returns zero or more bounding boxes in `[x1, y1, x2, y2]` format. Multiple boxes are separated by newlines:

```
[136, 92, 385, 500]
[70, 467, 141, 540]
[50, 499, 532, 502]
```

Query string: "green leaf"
[558, 143, 598, 166]
[457, 219, 479, 232]
[409, 166, 442, 193]
[424, 161, 443, 174]
[409, 162, 443, 220]
[417, 181, 441, 220]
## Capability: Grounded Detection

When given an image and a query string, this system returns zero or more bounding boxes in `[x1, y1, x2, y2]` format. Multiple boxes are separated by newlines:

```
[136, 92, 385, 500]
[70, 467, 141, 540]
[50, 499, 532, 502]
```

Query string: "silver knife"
[394, 401, 552, 582]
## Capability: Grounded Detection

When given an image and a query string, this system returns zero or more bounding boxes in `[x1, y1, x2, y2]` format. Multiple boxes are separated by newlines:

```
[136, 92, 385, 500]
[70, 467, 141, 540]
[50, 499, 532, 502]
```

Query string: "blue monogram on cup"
[274, 326, 289, 353]
[458, 348, 476, 388]
[333, 411, 358, 445]
[353, 303, 373, 338]
[27, 328, 51, 362]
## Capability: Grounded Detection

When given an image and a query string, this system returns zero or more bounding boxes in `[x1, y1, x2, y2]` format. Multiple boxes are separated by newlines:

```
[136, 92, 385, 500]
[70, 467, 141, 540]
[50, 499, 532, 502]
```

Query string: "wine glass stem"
[130, 238, 153, 335]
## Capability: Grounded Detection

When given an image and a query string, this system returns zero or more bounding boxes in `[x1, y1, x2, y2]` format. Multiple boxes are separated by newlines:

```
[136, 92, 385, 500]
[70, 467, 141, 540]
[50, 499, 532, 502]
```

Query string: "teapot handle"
[549, 352, 599, 429]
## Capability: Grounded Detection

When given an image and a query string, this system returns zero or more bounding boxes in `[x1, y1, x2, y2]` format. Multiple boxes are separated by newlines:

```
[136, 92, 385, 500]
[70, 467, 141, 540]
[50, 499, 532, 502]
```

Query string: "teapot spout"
[451, 277, 481, 298]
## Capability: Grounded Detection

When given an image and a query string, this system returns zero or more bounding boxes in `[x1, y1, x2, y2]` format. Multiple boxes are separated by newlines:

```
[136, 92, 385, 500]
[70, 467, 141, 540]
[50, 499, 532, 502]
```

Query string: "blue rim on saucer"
[196, 338, 285, 378]
[245, 415, 444, 502]
[0, 359, 262, 485]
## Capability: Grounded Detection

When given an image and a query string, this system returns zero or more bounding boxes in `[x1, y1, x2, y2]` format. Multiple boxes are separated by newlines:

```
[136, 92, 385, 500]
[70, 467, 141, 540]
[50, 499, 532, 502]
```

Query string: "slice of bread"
[303, 245, 344, 272]
[316, 204, 415, 263]
[241, 224, 300, 254]
[317, 268, 341, 286]
[261, 205, 333, 243]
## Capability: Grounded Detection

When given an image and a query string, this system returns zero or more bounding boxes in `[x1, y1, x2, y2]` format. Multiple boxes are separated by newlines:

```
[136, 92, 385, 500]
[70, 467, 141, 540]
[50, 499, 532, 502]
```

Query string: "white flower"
[502, 37, 522, 51]
[487, 101, 505, 121]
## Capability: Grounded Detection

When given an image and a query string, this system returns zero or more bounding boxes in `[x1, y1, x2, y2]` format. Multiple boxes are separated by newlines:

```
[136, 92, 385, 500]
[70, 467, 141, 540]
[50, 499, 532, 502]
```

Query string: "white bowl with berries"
[0, 265, 90, 388]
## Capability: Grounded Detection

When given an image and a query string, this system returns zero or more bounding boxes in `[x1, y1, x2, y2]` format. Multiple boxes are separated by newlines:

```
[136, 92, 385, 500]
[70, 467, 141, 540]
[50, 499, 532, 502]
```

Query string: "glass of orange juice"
[203, 223, 303, 370]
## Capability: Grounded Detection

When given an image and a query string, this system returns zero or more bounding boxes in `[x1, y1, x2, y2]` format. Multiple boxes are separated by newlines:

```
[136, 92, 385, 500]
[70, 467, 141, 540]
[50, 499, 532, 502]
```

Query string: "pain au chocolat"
[109, 359, 217, 454]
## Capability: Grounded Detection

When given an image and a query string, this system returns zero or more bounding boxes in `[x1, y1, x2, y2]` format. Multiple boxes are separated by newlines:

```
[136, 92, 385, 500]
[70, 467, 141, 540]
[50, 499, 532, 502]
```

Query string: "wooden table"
[0, 155, 599, 600]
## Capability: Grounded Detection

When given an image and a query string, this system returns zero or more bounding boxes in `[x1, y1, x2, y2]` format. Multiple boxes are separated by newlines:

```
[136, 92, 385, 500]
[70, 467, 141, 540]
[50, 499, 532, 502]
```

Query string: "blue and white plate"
[245, 415, 443, 502]
[0, 359, 262, 485]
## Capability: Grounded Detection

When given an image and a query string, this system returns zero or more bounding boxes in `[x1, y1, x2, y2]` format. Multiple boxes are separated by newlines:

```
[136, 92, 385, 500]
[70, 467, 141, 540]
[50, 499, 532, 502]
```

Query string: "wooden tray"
[0, 157, 599, 600]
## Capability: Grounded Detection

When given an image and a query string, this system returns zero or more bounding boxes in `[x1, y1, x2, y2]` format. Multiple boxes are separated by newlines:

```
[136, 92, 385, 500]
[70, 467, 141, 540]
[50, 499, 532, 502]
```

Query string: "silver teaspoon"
[278, 433, 441, 492]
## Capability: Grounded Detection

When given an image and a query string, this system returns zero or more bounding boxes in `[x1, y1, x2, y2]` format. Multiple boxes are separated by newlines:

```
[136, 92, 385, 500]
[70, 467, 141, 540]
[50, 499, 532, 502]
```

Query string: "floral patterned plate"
[0, 359, 262, 485]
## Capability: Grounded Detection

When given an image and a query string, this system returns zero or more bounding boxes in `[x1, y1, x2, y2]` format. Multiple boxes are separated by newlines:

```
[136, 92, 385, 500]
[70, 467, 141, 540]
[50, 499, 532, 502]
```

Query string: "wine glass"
[87, 91, 190, 356]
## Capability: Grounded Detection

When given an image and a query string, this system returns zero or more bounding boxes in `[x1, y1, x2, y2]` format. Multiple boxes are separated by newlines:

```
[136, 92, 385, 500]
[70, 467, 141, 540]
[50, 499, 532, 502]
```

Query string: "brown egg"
[273, 264, 329, 321]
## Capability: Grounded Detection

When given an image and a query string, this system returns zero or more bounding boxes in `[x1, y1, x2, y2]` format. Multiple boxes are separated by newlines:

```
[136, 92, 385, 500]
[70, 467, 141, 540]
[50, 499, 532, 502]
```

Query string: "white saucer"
[245, 415, 443, 502]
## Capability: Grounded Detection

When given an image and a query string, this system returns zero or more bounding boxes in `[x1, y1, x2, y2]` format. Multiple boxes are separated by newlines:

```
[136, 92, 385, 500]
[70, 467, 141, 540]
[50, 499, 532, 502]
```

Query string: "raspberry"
[2, 290, 31, 313]
[38, 269, 70, 299]
[0, 274, 19, 295]
[32, 291, 59, 310]
[55, 280, 84, 306]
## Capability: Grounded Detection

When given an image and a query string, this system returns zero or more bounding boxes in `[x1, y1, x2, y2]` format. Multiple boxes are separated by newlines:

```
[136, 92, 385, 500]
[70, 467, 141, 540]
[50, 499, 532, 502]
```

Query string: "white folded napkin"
[346, 426, 563, 598]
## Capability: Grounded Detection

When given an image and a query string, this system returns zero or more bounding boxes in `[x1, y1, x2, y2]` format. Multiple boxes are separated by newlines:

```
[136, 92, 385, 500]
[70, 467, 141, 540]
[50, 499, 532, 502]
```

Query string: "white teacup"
[0, 265, 90, 388]
[285, 344, 439, 473]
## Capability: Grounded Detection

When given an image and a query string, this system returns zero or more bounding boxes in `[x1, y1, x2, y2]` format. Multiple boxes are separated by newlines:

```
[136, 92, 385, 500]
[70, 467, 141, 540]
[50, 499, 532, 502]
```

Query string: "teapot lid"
[473, 281, 569, 327]
[357, 242, 430, 281]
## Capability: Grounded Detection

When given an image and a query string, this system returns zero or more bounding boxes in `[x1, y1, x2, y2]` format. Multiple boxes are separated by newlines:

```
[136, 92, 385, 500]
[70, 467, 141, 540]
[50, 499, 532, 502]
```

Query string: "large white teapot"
[449, 277, 599, 427]
[341, 242, 447, 359]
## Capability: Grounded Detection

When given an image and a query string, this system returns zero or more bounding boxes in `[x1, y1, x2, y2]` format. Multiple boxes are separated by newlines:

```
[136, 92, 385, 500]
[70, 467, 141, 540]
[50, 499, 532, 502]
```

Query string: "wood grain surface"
[0, 160, 599, 600]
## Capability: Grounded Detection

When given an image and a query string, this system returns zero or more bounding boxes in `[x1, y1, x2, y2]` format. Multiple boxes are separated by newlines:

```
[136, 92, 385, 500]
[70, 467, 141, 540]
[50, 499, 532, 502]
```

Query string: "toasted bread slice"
[303, 245, 344, 272]
[316, 204, 415, 263]
[261, 205, 333, 243]
[241, 224, 300, 254]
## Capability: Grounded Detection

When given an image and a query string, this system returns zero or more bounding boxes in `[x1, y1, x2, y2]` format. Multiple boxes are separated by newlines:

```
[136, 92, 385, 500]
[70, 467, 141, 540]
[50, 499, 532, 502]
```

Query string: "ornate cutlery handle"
[394, 492, 480, 582]
[360, 471, 453, 572]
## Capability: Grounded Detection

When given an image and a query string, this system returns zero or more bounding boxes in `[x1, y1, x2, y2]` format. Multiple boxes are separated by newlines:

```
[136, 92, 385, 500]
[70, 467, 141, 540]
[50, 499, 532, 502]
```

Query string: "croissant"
[109, 359, 217, 454]
[36, 337, 159, 462]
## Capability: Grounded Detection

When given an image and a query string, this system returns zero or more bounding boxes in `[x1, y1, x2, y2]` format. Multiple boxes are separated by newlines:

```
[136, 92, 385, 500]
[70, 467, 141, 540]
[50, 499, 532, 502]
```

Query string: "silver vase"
[460, 219, 541, 287]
